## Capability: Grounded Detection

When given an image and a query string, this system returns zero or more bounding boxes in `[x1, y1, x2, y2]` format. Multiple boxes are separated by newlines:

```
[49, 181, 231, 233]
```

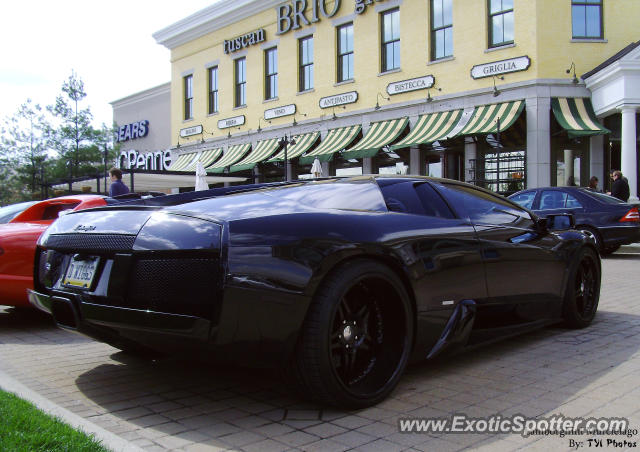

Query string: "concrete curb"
[0, 369, 144, 452]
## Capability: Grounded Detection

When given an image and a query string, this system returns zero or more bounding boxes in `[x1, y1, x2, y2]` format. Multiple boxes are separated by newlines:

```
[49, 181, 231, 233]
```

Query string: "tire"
[601, 245, 620, 256]
[576, 226, 602, 251]
[288, 259, 413, 408]
[562, 247, 601, 328]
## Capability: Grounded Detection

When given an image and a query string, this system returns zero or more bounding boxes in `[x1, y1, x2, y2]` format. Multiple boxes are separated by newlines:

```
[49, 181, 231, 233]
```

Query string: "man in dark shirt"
[609, 170, 629, 202]
[109, 167, 130, 197]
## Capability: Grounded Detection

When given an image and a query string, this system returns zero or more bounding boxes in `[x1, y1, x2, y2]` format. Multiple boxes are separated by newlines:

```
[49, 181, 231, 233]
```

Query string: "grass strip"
[0, 389, 109, 452]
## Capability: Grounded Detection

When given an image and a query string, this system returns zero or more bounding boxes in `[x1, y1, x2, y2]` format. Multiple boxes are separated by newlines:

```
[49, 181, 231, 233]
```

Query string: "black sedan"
[29, 176, 600, 408]
[509, 187, 640, 254]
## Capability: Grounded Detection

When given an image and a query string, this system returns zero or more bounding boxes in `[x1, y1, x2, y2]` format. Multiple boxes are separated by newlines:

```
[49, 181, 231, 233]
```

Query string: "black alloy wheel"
[563, 247, 601, 328]
[288, 259, 413, 408]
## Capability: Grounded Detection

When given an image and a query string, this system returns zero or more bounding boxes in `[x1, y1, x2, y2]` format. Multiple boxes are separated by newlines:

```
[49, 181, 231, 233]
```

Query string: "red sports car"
[0, 195, 107, 307]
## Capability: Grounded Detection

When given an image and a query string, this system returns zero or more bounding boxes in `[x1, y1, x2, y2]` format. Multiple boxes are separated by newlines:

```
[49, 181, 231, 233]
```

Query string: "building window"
[337, 23, 354, 82]
[264, 47, 278, 100]
[234, 57, 246, 107]
[488, 0, 514, 48]
[381, 8, 400, 72]
[299, 36, 314, 92]
[572, 0, 603, 39]
[183, 75, 193, 120]
[431, 0, 453, 60]
[208, 66, 218, 114]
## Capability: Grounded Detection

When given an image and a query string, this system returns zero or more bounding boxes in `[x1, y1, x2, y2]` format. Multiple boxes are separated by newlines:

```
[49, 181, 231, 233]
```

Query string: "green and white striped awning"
[182, 148, 223, 171]
[298, 125, 361, 165]
[389, 110, 463, 151]
[229, 138, 280, 172]
[455, 100, 524, 136]
[167, 152, 198, 171]
[200, 148, 223, 168]
[552, 97, 610, 138]
[207, 143, 252, 174]
[268, 132, 320, 162]
[341, 118, 409, 159]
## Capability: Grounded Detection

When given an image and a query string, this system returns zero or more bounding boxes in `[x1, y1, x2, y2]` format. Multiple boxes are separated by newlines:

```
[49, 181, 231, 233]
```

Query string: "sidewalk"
[1, 250, 640, 451]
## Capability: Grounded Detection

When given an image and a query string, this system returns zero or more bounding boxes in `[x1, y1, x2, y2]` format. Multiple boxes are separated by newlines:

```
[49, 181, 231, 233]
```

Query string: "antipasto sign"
[471, 56, 531, 79]
[319, 91, 358, 109]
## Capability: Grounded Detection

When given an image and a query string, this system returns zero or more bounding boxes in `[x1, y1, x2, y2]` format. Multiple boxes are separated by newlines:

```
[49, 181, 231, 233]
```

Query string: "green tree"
[48, 71, 95, 180]
[0, 99, 51, 203]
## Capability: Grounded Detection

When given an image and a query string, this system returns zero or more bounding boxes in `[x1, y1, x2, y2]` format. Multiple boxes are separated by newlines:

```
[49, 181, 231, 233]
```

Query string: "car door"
[535, 189, 585, 222]
[378, 180, 488, 309]
[433, 182, 566, 323]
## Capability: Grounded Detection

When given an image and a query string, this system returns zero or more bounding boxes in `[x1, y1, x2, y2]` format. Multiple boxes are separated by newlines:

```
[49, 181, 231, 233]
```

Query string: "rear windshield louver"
[45, 234, 136, 252]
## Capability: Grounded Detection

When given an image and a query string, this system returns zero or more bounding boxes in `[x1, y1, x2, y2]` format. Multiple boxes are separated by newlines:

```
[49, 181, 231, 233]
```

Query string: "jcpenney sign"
[119, 149, 172, 171]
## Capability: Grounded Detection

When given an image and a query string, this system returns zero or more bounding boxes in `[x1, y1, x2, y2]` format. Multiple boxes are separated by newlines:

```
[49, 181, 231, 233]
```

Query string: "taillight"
[620, 207, 639, 222]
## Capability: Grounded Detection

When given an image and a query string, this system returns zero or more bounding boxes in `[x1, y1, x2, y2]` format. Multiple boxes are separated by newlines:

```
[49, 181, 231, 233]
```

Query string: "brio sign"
[119, 149, 172, 171]
[276, 0, 387, 35]
[116, 120, 149, 142]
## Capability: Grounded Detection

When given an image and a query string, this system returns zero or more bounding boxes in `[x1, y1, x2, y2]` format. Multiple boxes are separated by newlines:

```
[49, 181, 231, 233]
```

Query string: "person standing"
[588, 176, 599, 191]
[608, 170, 629, 202]
[108, 167, 130, 197]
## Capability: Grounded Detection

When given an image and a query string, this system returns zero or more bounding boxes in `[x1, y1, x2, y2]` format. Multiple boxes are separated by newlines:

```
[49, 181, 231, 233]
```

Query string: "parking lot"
[1, 246, 640, 452]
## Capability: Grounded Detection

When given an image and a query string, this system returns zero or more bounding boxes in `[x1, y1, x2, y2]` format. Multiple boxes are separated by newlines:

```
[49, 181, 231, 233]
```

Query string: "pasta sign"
[116, 120, 149, 142]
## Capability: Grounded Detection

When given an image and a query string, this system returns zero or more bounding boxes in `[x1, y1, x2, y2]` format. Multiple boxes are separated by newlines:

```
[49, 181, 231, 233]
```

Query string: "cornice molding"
[110, 83, 171, 108]
[153, 0, 283, 50]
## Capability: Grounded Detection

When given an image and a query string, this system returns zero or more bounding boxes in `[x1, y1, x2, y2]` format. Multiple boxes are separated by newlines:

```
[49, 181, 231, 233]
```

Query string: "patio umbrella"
[311, 157, 323, 178]
[195, 161, 209, 191]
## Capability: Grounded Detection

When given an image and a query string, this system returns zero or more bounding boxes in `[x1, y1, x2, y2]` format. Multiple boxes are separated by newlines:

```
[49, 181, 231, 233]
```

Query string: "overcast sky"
[0, 1, 218, 128]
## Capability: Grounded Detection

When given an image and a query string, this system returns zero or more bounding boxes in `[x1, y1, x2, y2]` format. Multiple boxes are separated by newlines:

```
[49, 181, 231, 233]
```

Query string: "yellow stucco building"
[153, 0, 640, 197]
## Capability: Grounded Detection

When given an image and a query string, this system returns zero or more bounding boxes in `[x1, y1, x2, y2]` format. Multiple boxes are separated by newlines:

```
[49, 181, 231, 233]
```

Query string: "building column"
[526, 97, 551, 188]
[322, 161, 331, 177]
[464, 137, 476, 183]
[589, 134, 604, 190]
[362, 157, 373, 174]
[564, 149, 574, 186]
[620, 106, 638, 201]
[409, 146, 424, 175]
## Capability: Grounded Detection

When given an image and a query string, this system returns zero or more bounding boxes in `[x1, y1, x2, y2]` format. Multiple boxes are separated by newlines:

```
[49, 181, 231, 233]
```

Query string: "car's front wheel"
[562, 247, 601, 328]
[288, 259, 413, 408]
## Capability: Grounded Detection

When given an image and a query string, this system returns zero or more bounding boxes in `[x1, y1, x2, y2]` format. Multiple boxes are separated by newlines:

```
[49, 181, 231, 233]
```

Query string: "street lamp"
[278, 135, 296, 181]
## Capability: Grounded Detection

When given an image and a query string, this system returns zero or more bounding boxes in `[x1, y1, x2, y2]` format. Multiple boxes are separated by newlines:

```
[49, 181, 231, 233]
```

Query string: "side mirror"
[546, 213, 575, 231]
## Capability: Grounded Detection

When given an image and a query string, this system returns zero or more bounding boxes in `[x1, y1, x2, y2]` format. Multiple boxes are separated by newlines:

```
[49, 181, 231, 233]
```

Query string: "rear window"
[266, 180, 387, 211]
[0, 201, 36, 223]
[582, 189, 627, 205]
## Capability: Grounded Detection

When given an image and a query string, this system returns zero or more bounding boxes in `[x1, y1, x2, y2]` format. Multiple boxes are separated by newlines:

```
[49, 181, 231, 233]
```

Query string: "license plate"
[62, 255, 100, 289]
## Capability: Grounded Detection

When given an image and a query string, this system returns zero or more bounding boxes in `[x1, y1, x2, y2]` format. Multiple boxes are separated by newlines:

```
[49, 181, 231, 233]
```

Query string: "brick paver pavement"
[1, 247, 639, 451]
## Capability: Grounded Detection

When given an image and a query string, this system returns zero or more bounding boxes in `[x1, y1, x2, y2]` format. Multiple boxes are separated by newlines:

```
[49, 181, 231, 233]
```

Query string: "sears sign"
[117, 120, 149, 142]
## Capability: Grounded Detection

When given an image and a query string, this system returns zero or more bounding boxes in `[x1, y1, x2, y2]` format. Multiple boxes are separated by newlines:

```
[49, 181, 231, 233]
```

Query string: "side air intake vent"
[127, 258, 220, 318]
